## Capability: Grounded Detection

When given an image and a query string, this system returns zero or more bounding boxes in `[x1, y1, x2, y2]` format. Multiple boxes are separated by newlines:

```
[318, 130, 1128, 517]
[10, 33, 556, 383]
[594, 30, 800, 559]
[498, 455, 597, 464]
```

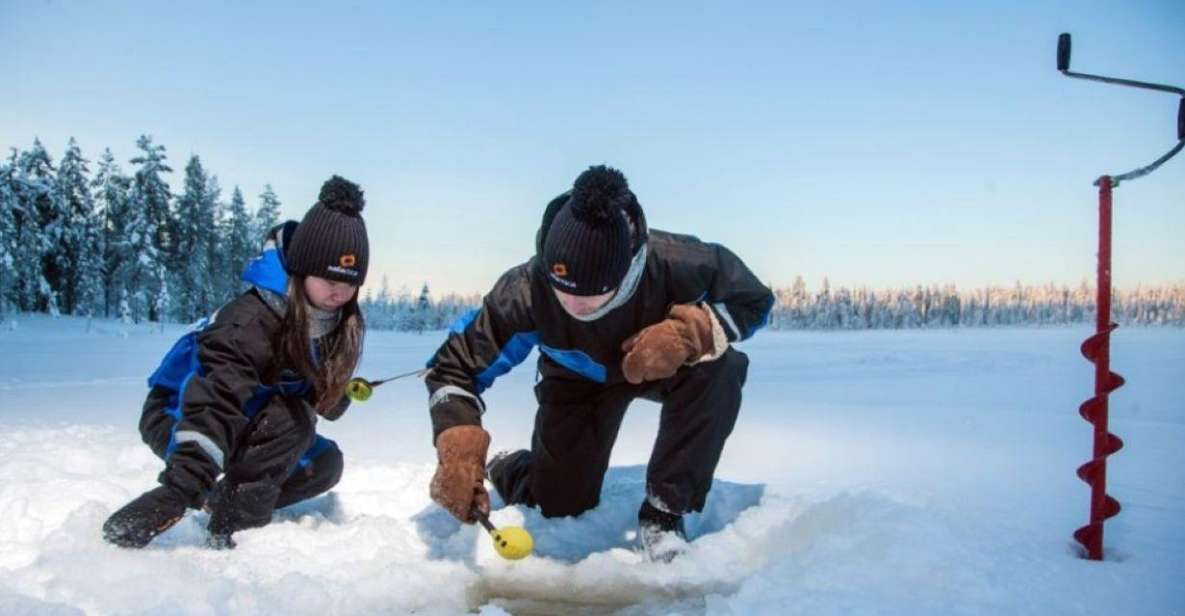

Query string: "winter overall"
[489, 348, 748, 518]
[428, 188, 772, 521]
[138, 242, 344, 538]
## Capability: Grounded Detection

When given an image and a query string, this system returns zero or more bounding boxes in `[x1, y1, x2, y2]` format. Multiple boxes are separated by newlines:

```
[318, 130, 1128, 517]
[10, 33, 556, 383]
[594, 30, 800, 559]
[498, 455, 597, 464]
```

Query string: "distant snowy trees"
[359, 277, 480, 334]
[766, 280, 1185, 329]
[2, 135, 1182, 330]
[747, 275, 1184, 330]
[369, 279, 1185, 333]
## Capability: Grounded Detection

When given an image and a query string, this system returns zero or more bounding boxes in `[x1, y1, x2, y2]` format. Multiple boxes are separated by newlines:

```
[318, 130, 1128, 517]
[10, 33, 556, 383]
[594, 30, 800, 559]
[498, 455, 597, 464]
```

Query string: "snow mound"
[0, 426, 954, 615]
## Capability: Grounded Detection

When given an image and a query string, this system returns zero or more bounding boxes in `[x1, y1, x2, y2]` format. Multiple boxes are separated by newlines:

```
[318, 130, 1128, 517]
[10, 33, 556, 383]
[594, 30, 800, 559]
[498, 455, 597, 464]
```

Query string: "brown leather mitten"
[429, 425, 491, 523]
[621, 304, 715, 384]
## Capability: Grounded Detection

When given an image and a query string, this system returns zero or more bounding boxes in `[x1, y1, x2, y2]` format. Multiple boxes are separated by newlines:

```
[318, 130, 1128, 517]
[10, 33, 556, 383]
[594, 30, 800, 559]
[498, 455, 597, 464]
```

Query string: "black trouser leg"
[138, 386, 215, 508]
[490, 349, 749, 519]
[138, 386, 175, 459]
[275, 436, 344, 510]
[645, 348, 748, 514]
[207, 397, 316, 536]
[497, 377, 636, 518]
[486, 449, 533, 507]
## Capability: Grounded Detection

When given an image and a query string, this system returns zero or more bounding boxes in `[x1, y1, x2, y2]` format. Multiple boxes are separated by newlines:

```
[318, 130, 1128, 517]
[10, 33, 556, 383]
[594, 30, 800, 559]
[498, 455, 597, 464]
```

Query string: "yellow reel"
[475, 510, 533, 560]
[345, 378, 373, 402]
[488, 525, 534, 560]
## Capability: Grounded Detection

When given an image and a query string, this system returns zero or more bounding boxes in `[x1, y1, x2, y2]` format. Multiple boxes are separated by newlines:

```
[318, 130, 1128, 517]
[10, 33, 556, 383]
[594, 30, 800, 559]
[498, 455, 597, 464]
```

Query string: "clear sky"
[3, 0, 1182, 296]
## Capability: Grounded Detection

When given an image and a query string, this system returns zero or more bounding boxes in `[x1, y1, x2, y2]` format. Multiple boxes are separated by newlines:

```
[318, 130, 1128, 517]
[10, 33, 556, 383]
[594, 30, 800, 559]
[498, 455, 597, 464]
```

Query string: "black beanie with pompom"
[286, 175, 370, 285]
[543, 165, 636, 296]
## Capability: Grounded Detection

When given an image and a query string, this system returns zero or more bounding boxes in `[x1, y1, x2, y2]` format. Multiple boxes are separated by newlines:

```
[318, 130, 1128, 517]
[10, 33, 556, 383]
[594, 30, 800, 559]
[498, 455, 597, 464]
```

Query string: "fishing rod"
[345, 367, 432, 401]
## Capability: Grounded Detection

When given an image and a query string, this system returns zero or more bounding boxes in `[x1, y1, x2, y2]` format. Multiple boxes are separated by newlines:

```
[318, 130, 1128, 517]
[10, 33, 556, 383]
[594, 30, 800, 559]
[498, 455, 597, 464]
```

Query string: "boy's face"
[304, 276, 357, 311]
[553, 287, 615, 318]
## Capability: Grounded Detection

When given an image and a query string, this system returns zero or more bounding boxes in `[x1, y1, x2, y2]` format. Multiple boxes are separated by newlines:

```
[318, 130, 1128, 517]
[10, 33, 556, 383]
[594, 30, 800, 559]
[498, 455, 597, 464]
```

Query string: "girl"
[103, 176, 369, 549]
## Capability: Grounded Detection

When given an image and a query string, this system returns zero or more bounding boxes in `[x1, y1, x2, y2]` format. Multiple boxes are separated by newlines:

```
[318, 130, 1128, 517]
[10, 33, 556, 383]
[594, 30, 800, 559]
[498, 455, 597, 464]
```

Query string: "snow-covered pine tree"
[129, 135, 174, 259]
[834, 286, 853, 329]
[850, 286, 870, 329]
[202, 175, 229, 306]
[1074, 280, 1093, 325]
[117, 287, 132, 324]
[128, 136, 173, 321]
[119, 181, 164, 323]
[366, 274, 394, 329]
[788, 275, 808, 328]
[893, 289, 913, 328]
[982, 286, 996, 326]
[220, 186, 255, 304]
[155, 264, 170, 332]
[56, 138, 102, 316]
[0, 152, 18, 318]
[395, 284, 414, 330]
[812, 277, 835, 329]
[416, 283, 431, 333]
[74, 207, 106, 321]
[15, 139, 63, 314]
[92, 149, 131, 318]
[171, 156, 218, 322]
[203, 171, 226, 315]
[255, 184, 281, 241]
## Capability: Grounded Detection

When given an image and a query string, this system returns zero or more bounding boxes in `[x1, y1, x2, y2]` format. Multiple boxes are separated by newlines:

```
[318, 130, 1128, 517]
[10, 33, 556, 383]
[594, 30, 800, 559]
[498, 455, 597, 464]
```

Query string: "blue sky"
[3, 1, 1182, 295]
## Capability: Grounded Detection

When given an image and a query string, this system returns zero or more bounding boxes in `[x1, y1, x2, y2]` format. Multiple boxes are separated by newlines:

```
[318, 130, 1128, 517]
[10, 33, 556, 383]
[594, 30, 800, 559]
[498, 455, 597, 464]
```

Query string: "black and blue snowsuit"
[426, 192, 775, 518]
[139, 240, 346, 532]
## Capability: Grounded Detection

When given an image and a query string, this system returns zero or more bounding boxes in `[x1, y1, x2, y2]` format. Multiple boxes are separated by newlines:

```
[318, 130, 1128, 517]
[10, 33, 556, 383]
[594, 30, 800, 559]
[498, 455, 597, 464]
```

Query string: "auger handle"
[1177, 98, 1183, 141]
[1057, 33, 1071, 72]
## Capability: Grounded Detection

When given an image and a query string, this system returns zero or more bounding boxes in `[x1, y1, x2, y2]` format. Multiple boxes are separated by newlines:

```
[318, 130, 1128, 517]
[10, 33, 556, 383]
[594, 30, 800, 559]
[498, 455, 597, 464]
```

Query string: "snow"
[1, 314, 1182, 615]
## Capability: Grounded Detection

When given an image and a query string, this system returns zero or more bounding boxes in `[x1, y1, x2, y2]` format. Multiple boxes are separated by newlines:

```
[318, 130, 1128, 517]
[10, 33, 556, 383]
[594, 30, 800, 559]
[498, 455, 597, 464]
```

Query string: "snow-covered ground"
[1, 314, 1182, 615]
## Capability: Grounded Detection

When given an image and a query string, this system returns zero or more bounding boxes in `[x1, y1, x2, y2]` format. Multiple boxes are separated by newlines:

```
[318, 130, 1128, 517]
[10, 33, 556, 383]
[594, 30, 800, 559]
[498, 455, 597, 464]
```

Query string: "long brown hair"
[276, 276, 366, 414]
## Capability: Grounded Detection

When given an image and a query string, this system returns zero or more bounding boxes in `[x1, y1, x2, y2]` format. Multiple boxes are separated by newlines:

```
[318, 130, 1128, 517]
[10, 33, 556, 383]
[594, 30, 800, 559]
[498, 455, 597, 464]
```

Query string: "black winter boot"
[103, 485, 189, 548]
[637, 500, 687, 563]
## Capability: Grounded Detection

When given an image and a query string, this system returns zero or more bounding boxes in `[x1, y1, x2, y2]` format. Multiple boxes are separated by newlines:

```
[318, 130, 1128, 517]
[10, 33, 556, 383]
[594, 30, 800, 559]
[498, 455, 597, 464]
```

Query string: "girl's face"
[553, 287, 615, 318]
[304, 276, 357, 311]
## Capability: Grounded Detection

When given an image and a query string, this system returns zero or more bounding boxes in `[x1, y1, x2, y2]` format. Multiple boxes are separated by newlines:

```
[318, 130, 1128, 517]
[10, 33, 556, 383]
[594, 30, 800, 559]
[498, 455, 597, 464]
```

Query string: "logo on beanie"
[548, 263, 577, 289]
[327, 265, 359, 277]
[326, 254, 359, 278]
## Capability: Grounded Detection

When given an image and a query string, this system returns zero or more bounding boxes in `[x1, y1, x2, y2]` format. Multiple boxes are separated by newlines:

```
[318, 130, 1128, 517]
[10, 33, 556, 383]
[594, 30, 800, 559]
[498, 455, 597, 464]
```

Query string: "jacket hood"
[240, 221, 298, 297]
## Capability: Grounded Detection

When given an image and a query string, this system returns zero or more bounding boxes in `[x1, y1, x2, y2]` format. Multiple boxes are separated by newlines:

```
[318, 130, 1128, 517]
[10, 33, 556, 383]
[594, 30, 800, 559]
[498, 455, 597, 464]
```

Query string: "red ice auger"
[1056, 33, 1184, 561]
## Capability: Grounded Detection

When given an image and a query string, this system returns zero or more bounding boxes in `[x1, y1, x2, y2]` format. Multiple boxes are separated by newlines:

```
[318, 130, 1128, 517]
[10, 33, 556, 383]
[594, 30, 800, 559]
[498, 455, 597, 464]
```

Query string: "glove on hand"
[621, 304, 715, 384]
[430, 425, 491, 523]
